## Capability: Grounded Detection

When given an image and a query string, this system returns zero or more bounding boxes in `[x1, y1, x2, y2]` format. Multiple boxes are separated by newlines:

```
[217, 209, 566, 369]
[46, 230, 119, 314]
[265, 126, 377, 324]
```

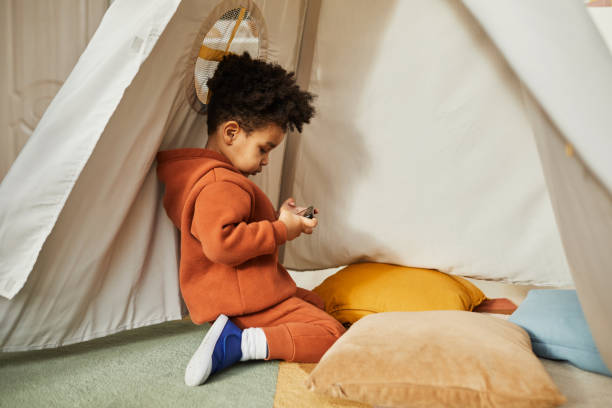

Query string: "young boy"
[156, 53, 345, 386]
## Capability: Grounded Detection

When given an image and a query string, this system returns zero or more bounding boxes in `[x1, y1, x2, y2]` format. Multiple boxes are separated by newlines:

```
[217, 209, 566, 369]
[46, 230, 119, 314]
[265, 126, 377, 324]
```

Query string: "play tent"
[0, 0, 610, 375]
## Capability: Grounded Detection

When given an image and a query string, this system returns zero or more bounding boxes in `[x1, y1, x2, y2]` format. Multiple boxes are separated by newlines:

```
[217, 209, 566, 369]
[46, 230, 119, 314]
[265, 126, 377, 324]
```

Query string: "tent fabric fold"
[462, 0, 612, 195]
[0, 0, 182, 300]
[463, 0, 612, 373]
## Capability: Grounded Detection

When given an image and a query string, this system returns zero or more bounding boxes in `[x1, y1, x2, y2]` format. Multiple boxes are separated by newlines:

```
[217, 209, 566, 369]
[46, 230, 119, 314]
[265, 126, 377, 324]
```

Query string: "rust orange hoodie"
[156, 148, 296, 324]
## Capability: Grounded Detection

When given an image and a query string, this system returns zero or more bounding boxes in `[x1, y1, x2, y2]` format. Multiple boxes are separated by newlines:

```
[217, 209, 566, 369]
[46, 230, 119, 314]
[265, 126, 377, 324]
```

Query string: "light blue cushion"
[509, 289, 611, 376]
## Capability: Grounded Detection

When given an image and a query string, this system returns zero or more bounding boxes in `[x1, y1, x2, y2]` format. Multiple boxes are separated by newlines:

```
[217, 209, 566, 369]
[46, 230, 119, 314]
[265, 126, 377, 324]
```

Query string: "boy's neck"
[204, 137, 236, 169]
[205, 137, 221, 154]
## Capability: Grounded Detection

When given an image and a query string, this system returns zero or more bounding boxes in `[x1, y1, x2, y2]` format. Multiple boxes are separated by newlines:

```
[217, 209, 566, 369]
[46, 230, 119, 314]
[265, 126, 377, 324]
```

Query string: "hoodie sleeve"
[191, 181, 287, 267]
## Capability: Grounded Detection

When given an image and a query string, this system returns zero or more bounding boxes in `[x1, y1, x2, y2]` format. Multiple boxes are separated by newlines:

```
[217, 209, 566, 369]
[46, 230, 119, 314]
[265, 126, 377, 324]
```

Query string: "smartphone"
[302, 205, 315, 219]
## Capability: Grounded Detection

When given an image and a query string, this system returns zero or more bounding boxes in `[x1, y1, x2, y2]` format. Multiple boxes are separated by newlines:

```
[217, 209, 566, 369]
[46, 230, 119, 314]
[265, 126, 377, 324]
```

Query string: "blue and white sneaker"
[184, 314, 243, 386]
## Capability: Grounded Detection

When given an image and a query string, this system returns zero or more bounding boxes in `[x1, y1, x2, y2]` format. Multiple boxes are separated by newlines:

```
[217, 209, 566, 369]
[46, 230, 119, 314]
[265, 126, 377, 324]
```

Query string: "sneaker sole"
[184, 314, 229, 386]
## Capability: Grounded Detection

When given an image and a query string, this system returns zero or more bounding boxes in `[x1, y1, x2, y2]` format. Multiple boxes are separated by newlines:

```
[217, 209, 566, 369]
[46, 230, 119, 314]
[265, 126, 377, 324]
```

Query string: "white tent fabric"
[0, 0, 180, 300]
[281, 0, 572, 285]
[463, 0, 612, 195]
[0, 0, 609, 375]
[0, 0, 306, 351]
[462, 0, 612, 375]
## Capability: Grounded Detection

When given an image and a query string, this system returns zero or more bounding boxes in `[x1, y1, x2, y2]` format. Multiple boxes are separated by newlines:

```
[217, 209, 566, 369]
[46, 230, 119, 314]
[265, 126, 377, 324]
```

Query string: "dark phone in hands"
[302, 206, 315, 219]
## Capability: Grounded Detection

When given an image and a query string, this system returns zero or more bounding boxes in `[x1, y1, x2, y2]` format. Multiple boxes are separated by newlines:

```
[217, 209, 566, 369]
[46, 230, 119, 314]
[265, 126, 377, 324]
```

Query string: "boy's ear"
[222, 121, 241, 145]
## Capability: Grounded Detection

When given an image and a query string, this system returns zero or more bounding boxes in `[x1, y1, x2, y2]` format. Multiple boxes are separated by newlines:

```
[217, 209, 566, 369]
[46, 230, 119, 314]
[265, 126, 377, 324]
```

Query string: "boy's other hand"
[278, 197, 297, 216]
[278, 197, 319, 218]
[278, 197, 318, 241]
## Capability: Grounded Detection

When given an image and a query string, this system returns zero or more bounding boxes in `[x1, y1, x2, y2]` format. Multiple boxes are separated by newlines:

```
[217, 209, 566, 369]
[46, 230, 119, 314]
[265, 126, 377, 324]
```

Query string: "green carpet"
[0, 320, 279, 407]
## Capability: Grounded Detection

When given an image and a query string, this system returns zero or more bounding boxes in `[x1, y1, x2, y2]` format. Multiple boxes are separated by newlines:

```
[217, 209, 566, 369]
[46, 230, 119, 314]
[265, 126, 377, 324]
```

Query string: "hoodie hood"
[156, 148, 237, 228]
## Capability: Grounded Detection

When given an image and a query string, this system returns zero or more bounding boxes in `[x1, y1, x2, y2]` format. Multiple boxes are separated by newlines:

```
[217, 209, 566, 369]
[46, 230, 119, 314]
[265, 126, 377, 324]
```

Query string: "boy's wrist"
[272, 220, 288, 245]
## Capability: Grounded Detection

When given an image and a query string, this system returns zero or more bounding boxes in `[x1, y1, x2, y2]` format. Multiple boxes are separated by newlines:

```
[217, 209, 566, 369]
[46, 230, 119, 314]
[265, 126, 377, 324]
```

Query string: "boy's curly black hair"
[206, 52, 315, 135]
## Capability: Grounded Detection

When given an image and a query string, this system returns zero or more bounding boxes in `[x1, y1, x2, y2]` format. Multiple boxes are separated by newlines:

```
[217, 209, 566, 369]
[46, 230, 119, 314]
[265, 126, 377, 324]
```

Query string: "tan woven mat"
[273, 362, 370, 408]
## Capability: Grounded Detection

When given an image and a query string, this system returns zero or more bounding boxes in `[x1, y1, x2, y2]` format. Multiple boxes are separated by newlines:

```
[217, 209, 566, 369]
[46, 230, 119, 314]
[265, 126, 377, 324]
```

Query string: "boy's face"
[223, 122, 285, 177]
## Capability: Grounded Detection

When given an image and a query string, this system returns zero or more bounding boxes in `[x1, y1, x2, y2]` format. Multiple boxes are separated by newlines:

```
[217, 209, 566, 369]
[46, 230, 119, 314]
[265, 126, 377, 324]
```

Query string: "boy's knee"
[294, 288, 325, 310]
[334, 321, 347, 338]
[320, 318, 346, 339]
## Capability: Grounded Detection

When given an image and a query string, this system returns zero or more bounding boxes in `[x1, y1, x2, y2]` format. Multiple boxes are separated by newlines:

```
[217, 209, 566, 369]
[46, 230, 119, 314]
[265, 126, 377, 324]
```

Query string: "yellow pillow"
[307, 311, 566, 408]
[313, 263, 486, 325]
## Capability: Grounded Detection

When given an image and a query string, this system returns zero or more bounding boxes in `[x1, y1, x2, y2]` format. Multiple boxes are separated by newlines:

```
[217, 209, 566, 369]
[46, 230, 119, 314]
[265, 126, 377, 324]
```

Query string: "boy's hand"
[278, 197, 318, 241]
[278, 197, 297, 216]
[278, 198, 319, 218]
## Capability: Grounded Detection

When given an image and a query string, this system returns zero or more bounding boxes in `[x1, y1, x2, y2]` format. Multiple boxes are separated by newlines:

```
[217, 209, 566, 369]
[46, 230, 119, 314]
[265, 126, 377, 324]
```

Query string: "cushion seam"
[530, 339, 599, 353]
[332, 381, 562, 402]
[329, 307, 379, 314]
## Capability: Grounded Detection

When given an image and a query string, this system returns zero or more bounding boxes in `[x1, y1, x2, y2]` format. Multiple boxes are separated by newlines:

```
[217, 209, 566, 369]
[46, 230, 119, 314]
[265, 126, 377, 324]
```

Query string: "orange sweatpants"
[230, 287, 346, 363]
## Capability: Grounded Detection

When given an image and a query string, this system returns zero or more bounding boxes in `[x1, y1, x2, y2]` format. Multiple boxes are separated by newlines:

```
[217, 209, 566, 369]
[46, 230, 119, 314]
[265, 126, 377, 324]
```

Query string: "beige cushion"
[306, 311, 566, 408]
